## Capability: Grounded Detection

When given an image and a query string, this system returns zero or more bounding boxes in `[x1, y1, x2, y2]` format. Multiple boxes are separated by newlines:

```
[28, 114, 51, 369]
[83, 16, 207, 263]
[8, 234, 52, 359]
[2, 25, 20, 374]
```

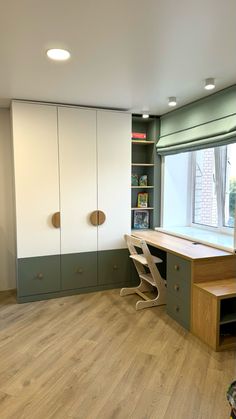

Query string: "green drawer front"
[98, 249, 131, 285]
[61, 252, 97, 290]
[18, 255, 60, 297]
[167, 271, 191, 300]
[167, 292, 190, 330]
[167, 253, 191, 281]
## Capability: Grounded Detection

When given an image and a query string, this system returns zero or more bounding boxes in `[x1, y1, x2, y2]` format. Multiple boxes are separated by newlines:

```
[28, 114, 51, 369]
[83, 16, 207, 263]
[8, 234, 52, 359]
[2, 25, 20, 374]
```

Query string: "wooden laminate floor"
[0, 290, 235, 419]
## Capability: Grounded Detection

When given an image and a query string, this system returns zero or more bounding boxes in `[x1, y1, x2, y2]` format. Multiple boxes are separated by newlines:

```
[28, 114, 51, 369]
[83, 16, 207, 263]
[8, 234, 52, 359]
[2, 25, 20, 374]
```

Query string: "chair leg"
[136, 288, 166, 310]
[120, 279, 151, 297]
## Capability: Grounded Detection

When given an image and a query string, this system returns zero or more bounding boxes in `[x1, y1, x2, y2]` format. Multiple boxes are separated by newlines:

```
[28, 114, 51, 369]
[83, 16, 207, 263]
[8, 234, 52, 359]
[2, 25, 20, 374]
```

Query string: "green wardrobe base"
[16, 282, 134, 303]
[17, 249, 138, 303]
[17, 255, 61, 297]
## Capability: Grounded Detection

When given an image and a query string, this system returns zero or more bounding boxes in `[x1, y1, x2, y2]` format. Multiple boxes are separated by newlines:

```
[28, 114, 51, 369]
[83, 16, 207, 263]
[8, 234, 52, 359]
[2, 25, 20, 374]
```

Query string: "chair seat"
[130, 253, 162, 266]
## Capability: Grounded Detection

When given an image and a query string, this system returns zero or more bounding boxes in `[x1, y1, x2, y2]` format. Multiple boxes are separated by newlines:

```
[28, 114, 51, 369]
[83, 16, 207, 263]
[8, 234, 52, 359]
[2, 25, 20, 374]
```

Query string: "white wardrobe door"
[58, 107, 97, 254]
[12, 102, 60, 258]
[97, 110, 131, 251]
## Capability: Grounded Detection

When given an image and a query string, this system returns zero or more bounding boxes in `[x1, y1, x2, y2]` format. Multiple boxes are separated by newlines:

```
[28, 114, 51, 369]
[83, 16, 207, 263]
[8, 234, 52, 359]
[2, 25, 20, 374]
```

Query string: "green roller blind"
[157, 113, 236, 155]
[157, 85, 236, 155]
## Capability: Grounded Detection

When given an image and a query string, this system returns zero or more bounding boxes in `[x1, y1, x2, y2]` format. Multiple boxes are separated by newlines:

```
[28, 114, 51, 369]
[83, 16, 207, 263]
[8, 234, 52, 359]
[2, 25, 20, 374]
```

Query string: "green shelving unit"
[131, 115, 161, 230]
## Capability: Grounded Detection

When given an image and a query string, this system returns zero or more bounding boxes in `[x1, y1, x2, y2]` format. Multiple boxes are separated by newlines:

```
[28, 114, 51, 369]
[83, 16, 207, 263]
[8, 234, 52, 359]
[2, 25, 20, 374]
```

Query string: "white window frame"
[190, 146, 234, 236]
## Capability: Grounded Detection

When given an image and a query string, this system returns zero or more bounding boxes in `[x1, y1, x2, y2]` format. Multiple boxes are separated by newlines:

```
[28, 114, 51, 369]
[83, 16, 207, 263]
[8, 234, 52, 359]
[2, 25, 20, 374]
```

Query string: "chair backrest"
[124, 234, 163, 286]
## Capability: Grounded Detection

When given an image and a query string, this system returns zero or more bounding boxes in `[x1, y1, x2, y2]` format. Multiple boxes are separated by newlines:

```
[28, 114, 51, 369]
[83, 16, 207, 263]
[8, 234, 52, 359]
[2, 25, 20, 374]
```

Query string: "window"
[193, 148, 218, 227]
[225, 144, 236, 228]
[192, 143, 236, 231]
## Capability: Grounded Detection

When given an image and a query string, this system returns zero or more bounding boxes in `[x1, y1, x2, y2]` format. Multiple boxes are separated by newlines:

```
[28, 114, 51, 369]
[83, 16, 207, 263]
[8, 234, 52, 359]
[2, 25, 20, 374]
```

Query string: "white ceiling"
[0, 0, 236, 114]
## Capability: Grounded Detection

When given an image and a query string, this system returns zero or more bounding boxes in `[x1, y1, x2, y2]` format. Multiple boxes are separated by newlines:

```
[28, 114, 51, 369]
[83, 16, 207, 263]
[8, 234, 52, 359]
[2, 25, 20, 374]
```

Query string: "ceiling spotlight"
[168, 97, 177, 107]
[142, 114, 149, 119]
[46, 48, 71, 61]
[205, 78, 215, 90]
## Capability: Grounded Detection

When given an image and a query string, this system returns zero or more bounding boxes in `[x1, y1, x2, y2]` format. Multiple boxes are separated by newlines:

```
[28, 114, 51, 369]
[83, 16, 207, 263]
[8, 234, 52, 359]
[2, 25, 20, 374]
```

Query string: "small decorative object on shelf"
[131, 173, 139, 186]
[139, 175, 148, 186]
[137, 192, 148, 208]
[133, 210, 149, 229]
[132, 132, 146, 140]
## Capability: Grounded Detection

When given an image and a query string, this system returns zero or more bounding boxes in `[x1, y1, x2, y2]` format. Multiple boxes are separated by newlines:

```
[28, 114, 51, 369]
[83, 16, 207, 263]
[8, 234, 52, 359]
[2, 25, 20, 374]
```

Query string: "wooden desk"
[132, 230, 236, 282]
[131, 230, 236, 350]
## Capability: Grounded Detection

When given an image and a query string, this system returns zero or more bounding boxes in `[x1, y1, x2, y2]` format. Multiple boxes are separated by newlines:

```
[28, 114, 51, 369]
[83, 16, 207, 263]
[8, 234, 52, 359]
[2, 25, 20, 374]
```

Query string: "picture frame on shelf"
[137, 192, 148, 208]
[133, 210, 149, 229]
[139, 175, 148, 186]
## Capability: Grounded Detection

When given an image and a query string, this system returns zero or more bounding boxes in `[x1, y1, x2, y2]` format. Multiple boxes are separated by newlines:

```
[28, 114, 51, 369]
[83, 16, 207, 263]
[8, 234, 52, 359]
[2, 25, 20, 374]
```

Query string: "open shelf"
[131, 115, 160, 230]
[132, 207, 154, 210]
[219, 333, 236, 349]
[131, 186, 154, 189]
[192, 279, 236, 351]
[132, 163, 154, 167]
[131, 140, 155, 145]
[220, 313, 236, 325]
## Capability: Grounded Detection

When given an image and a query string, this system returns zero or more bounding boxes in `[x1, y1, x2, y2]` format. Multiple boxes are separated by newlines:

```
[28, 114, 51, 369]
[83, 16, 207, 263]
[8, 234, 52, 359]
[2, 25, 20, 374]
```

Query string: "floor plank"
[0, 290, 235, 418]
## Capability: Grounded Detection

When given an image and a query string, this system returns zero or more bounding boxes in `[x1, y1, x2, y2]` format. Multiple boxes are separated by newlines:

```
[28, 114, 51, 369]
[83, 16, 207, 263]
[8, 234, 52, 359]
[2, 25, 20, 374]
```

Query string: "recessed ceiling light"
[168, 97, 177, 107]
[142, 114, 149, 119]
[46, 48, 71, 61]
[205, 78, 215, 90]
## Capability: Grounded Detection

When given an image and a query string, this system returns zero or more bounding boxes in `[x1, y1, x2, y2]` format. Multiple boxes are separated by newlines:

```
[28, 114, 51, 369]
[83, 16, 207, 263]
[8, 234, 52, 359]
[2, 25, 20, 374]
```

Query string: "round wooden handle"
[174, 284, 180, 292]
[76, 268, 83, 274]
[113, 265, 118, 271]
[174, 264, 180, 271]
[90, 210, 106, 226]
[52, 212, 60, 228]
[36, 273, 43, 280]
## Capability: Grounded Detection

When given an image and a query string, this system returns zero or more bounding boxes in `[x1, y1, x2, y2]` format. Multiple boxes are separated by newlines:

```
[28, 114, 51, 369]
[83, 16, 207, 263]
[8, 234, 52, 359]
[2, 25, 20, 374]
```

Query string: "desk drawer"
[167, 272, 191, 300]
[167, 292, 190, 330]
[167, 253, 191, 281]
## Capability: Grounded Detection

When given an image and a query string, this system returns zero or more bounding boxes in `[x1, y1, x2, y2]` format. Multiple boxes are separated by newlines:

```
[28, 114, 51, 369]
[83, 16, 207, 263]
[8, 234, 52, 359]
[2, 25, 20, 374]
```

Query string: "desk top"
[131, 230, 235, 260]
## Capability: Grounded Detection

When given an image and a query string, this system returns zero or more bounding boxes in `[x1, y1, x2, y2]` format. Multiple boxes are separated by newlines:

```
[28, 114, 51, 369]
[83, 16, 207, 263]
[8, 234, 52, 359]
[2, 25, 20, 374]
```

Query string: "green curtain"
[157, 113, 236, 155]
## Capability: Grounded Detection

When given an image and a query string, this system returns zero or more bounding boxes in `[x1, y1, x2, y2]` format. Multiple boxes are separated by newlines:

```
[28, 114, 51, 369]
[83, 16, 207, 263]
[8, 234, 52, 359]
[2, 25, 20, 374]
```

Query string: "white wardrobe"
[12, 101, 132, 302]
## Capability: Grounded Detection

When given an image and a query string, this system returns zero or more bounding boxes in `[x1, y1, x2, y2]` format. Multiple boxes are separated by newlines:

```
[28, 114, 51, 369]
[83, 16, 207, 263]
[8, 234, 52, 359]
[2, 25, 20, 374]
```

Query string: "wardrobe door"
[58, 107, 98, 290]
[12, 101, 61, 298]
[97, 110, 131, 285]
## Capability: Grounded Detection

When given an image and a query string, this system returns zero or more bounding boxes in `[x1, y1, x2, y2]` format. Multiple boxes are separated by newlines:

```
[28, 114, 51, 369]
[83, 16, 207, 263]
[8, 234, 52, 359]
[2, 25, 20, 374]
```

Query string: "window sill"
[155, 226, 235, 253]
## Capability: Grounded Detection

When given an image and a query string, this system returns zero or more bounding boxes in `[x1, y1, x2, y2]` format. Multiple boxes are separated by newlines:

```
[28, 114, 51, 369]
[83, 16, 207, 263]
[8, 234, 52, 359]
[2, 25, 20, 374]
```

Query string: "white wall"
[0, 109, 16, 290]
[162, 152, 190, 227]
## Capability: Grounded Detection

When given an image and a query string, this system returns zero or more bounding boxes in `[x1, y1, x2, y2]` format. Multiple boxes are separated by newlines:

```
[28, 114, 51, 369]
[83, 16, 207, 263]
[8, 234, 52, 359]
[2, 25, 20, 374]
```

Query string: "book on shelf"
[133, 210, 149, 229]
[137, 192, 148, 208]
[131, 173, 139, 186]
[139, 175, 148, 186]
[132, 132, 146, 140]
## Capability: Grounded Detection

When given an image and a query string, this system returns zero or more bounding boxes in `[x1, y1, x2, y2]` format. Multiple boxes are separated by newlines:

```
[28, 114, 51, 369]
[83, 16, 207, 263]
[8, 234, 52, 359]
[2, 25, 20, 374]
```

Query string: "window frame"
[190, 146, 234, 236]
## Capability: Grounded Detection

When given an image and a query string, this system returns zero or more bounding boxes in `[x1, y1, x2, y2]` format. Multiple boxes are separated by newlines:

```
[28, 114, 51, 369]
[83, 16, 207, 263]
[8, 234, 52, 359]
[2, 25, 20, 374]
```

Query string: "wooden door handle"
[90, 210, 106, 226]
[52, 212, 60, 228]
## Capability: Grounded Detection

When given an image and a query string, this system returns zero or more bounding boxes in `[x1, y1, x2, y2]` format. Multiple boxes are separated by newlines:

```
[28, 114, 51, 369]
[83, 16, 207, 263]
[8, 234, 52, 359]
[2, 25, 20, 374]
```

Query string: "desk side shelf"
[192, 278, 236, 351]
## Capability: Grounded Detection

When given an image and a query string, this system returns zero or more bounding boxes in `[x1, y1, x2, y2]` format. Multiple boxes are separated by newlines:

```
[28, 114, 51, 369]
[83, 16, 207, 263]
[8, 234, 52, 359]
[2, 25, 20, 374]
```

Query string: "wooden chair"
[120, 234, 166, 310]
